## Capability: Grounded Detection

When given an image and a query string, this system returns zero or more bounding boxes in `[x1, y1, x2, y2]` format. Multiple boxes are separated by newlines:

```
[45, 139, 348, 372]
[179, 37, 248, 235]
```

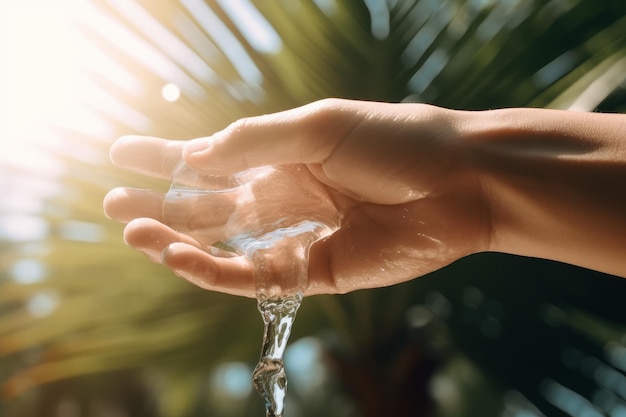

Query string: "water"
[163, 163, 340, 417]
[252, 294, 302, 417]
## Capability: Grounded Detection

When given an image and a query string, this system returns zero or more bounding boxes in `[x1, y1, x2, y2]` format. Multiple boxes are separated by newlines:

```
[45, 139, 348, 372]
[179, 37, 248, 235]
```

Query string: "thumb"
[182, 99, 352, 175]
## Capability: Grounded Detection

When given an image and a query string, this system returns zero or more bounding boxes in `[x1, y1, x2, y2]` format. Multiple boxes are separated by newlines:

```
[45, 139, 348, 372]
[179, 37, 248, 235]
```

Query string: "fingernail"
[161, 243, 174, 263]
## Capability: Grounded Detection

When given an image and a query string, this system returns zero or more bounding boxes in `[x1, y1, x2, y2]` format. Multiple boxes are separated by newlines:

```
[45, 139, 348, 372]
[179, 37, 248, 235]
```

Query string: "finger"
[182, 99, 358, 176]
[162, 242, 256, 298]
[105, 186, 241, 243]
[104, 187, 164, 223]
[110, 135, 185, 179]
[163, 188, 239, 241]
[123, 218, 202, 263]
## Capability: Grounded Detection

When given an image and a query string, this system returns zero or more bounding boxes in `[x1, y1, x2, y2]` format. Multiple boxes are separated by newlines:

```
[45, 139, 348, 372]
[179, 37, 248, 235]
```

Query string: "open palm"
[104, 100, 491, 297]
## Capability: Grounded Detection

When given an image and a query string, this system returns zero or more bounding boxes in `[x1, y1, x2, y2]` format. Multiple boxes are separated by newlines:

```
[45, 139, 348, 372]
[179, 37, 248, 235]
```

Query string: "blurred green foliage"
[0, 1, 624, 416]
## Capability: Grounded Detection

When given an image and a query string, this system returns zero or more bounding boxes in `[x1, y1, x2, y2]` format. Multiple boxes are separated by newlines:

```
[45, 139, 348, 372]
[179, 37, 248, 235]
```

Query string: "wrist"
[450, 108, 508, 253]
[454, 107, 554, 256]
[455, 107, 553, 255]
[455, 107, 626, 276]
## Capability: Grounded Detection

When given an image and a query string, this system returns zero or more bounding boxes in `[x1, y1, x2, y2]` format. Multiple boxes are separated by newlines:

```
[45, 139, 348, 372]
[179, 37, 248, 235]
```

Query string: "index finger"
[110, 135, 185, 180]
[182, 99, 359, 176]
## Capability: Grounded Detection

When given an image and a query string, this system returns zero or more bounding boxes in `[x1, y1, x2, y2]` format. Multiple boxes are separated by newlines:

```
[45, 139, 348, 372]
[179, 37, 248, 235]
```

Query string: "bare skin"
[103, 99, 626, 297]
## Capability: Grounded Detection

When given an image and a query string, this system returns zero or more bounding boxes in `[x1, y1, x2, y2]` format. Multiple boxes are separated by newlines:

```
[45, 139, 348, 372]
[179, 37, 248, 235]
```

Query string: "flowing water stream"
[252, 294, 302, 417]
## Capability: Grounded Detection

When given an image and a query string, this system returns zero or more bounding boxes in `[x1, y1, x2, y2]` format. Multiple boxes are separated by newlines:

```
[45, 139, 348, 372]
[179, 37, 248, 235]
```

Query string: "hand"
[103, 99, 491, 297]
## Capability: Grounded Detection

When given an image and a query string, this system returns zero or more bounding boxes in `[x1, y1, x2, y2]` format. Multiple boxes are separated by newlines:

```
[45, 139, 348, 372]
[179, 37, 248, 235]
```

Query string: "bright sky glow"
[181, 0, 263, 85]
[72, 1, 206, 101]
[0, 214, 49, 242]
[106, 0, 218, 90]
[217, 0, 283, 54]
[0, 3, 80, 175]
[11, 259, 46, 284]
[0, 1, 144, 171]
[364, 0, 391, 40]
[312, 0, 337, 16]
[0, 2, 109, 242]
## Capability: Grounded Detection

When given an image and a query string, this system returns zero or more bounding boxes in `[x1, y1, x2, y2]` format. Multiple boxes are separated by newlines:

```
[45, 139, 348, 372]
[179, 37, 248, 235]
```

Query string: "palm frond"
[1, 1, 625, 416]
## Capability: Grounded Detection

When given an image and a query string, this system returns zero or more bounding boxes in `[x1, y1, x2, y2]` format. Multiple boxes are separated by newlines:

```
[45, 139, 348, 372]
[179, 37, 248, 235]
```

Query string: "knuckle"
[305, 98, 347, 123]
[299, 99, 352, 159]
[224, 117, 253, 137]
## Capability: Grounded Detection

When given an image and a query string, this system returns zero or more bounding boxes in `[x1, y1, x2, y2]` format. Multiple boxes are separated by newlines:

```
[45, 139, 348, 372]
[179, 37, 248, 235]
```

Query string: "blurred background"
[1, 0, 625, 416]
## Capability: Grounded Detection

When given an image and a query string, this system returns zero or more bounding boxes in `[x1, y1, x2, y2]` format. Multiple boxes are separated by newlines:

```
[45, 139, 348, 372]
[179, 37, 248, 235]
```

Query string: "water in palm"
[164, 163, 340, 417]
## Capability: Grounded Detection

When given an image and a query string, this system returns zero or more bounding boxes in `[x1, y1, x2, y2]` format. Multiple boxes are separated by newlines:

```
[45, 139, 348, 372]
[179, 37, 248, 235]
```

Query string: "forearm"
[461, 108, 626, 276]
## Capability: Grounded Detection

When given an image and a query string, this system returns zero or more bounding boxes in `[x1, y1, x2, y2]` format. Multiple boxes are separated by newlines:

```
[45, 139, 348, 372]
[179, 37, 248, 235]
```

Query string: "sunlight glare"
[106, 0, 217, 89]
[162, 83, 181, 102]
[1, 3, 82, 172]
[0, 1, 129, 177]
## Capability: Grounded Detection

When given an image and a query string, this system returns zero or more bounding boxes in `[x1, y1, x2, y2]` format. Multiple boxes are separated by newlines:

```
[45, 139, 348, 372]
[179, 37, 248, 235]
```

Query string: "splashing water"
[164, 163, 339, 417]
